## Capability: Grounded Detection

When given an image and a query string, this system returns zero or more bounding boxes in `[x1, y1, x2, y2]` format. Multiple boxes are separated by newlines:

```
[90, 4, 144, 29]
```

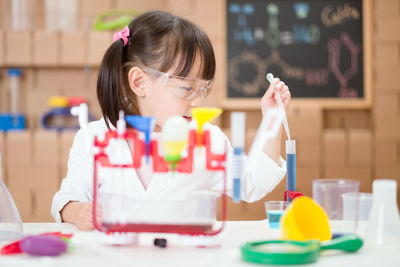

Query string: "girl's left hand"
[261, 77, 291, 116]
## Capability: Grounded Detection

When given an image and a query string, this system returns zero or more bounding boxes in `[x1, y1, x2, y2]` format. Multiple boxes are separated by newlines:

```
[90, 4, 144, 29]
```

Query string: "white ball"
[162, 116, 189, 142]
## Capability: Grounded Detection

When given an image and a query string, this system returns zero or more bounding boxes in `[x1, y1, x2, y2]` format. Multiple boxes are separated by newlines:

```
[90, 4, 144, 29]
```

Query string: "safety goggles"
[140, 65, 214, 101]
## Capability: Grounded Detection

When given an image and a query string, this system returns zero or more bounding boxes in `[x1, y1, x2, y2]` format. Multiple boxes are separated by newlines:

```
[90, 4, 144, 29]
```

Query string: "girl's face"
[129, 55, 212, 131]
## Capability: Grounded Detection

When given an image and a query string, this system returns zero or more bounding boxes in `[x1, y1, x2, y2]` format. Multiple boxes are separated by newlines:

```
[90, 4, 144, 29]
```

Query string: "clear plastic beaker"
[342, 192, 373, 235]
[312, 179, 360, 220]
[265, 201, 288, 229]
[0, 180, 23, 242]
[0, 150, 23, 242]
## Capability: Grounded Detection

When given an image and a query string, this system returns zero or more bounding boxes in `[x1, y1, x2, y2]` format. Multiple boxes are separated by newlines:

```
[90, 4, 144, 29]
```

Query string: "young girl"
[51, 10, 291, 230]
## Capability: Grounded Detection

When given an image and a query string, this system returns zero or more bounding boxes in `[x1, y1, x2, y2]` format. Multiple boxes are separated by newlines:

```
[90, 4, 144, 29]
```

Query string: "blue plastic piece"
[125, 115, 156, 163]
[7, 68, 22, 77]
[41, 107, 95, 132]
[0, 113, 26, 132]
[125, 116, 155, 144]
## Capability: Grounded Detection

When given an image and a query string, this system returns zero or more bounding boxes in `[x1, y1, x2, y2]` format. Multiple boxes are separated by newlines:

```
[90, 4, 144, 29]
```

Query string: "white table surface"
[0, 221, 399, 267]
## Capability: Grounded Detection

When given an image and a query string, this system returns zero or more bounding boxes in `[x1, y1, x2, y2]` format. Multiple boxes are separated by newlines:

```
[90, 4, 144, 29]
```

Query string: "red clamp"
[284, 190, 304, 201]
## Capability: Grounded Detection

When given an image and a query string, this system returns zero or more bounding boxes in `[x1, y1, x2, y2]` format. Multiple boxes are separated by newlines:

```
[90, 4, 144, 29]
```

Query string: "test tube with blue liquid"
[231, 112, 245, 203]
[286, 139, 296, 200]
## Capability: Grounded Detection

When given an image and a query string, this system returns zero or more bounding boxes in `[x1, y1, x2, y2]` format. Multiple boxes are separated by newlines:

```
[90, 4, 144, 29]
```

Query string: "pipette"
[266, 73, 291, 140]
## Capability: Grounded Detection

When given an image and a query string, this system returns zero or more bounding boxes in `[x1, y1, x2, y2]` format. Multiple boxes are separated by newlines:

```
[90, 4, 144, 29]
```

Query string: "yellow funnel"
[280, 196, 331, 242]
[191, 107, 222, 132]
[162, 141, 187, 157]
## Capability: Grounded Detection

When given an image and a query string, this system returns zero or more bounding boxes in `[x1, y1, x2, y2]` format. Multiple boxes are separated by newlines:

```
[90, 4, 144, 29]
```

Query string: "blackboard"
[225, 0, 372, 108]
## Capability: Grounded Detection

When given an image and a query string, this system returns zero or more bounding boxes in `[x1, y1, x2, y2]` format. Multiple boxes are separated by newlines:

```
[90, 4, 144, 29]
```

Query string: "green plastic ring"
[93, 10, 143, 31]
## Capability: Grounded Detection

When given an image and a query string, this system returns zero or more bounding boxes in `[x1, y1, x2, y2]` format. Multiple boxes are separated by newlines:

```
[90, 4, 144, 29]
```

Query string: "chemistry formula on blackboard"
[227, 0, 364, 99]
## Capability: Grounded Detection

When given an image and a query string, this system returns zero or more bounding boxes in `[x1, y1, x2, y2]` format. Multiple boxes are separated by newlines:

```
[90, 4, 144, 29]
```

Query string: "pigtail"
[97, 39, 139, 129]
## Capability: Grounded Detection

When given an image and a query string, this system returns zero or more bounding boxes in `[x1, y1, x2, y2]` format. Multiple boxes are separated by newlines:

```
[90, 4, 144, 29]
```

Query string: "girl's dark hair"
[97, 10, 216, 128]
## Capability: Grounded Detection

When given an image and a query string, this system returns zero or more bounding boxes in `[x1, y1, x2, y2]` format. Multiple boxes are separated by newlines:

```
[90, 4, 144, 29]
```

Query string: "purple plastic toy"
[20, 235, 67, 256]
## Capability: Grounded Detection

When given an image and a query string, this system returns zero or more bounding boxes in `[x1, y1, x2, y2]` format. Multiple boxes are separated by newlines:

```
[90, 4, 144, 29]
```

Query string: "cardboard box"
[59, 131, 76, 178]
[31, 166, 59, 192]
[287, 106, 322, 140]
[116, 0, 165, 10]
[375, 43, 399, 67]
[374, 92, 399, 116]
[375, 67, 400, 91]
[7, 165, 32, 193]
[324, 110, 346, 129]
[349, 129, 373, 165]
[375, 0, 400, 17]
[0, 70, 5, 113]
[10, 189, 33, 221]
[344, 110, 371, 129]
[375, 142, 398, 165]
[375, 165, 400, 180]
[165, 0, 193, 16]
[0, 31, 4, 65]
[81, 0, 113, 17]
[297, 141, 321, 165]
[322, 129, 346, 165]
[33, 31, 59, 66]
[7, 165, 59, 193]
[324, 165, 373, 192]
[0, 132, 5, 181]
[5, 131, 32, 166]
[376, 18, 400, 41]
[87, 31, 112, 66]
[35, 68, 88, 91]
[375, 115, 400, 140]
[33, 189, 55, 221]
[5, 31, 32, 66]
[33, 130, 59, 166]
[60, 31, 85, 66]
[296, 165, 322, 197]
[190, 0, 222, 42]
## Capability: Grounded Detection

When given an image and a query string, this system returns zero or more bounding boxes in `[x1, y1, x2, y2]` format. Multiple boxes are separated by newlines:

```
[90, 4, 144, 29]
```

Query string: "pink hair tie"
[113, 26, 130, 47]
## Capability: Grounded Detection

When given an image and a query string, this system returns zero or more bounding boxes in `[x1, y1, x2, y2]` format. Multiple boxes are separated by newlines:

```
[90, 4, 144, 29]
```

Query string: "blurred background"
[0, 0, 399, 222]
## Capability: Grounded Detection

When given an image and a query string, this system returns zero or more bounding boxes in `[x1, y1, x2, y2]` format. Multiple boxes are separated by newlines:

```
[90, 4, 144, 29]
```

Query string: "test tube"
[11, 0, 29, 31]
[7, 68, 21, 115]
[116, 111, 127, 224]
[45, 0, 77, 31]
[231, 112, 245, 203]
[286, 140, 296, 199]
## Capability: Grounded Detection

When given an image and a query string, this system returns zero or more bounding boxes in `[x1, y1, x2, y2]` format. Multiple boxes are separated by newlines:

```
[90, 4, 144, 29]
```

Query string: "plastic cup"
[342, 192, 373, 221]
[312, 179, 360, 220]
[342, 193, 373, 234]
[265, 201, 288, 229]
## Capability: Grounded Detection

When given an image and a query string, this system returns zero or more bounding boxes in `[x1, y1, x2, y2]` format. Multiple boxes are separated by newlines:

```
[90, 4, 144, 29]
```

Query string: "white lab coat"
[51, 118, 287, 222]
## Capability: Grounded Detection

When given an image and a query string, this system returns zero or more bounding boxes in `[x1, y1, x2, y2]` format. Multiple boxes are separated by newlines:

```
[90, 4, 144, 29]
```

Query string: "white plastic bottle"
[365, 179, 400, 250]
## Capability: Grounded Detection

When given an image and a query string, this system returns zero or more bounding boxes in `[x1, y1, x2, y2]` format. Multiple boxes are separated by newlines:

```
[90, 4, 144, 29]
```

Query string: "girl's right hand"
[61, 201, 102, 231]
[75, 202, 99, 230]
